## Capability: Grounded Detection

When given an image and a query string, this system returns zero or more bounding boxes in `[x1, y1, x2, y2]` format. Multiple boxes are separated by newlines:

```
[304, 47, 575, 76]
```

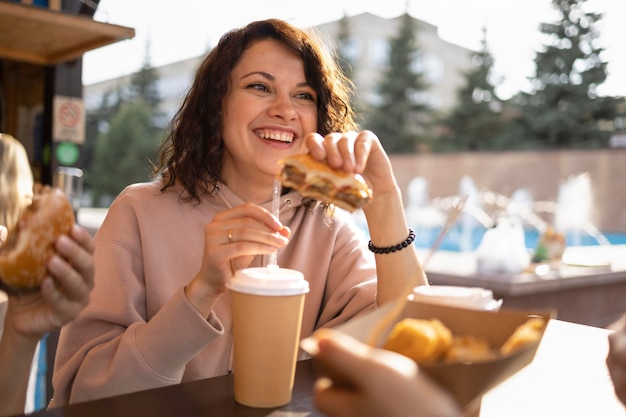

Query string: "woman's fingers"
[304, 131, 376, 174]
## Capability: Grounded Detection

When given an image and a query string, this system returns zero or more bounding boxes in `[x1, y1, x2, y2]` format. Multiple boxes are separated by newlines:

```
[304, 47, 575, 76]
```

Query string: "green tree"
[129, 39, 162, 109]
[90, 101, 162, 205]
[515, 0, 621, 148]
[86, 41, 164, 205]
[334, 11, 363, 122]
[364, 12, 431, 153]
[335, 11, 354, 80]
[437, 26, 504, 151]
[81, 89, 123, 193]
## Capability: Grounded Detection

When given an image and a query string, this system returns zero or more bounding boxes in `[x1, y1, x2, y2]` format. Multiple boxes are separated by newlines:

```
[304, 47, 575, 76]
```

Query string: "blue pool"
[410, 226, 626, 252]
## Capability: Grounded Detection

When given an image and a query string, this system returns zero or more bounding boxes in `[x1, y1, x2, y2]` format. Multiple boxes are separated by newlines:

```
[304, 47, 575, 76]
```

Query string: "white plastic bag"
[475, 217, 530, 274]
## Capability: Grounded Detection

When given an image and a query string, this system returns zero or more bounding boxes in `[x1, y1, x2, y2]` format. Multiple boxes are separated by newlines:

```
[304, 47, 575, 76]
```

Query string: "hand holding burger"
[276, 130, 406, 213]
[0, 186, 94, 417]
[0, 185, 76, 292]
[278, 153, 372, 212]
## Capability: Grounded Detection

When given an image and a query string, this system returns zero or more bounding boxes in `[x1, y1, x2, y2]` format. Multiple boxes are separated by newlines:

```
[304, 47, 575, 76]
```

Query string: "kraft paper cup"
[227, 266, 309, 408]
[410, 285, 502, 311]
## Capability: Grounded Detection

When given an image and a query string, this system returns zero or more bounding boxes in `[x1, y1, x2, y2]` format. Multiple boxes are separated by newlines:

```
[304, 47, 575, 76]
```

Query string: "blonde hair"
[0, 133, 34, 230]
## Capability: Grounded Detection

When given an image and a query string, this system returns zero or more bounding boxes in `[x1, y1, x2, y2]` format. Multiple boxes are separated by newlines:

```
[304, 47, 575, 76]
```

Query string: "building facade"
[84, 12, 474, 123]
[314, 12, 473, 112]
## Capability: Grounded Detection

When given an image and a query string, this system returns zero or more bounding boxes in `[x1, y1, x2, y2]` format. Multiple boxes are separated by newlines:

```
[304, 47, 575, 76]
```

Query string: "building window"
[369, 38, 389, 68]
[341, 36, 361, 65]
[424, 55, 444, 84]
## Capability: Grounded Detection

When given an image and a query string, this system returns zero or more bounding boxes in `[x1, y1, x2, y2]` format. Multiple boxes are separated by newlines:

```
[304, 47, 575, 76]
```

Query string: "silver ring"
[227, 229, 233, 243]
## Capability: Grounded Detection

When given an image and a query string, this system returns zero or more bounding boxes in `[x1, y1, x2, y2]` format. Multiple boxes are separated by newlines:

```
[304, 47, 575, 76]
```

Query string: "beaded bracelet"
[368, 229, 416, 254]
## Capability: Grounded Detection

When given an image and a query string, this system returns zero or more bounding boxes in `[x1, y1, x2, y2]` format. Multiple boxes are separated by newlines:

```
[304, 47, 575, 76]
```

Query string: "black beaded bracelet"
[368, 229, 416, 254]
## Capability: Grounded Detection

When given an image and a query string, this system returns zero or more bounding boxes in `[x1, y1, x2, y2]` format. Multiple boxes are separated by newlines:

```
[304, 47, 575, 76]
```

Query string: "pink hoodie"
[50, 179, 377, 406]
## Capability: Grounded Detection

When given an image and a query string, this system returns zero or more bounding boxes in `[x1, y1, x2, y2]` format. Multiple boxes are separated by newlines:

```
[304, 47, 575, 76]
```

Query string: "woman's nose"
[268, 95, 297, 120]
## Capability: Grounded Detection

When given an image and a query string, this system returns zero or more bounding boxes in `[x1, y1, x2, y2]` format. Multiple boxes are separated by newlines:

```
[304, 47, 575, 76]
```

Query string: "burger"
[0, 186, 75, 292]
[277, 154, 373, 212]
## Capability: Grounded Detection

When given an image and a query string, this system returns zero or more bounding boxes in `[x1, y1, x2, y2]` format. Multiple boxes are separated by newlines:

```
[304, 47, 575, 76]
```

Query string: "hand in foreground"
[4, 224, 94, 341]
[309, 329, 463, 417]
[607, 313, 626, 406]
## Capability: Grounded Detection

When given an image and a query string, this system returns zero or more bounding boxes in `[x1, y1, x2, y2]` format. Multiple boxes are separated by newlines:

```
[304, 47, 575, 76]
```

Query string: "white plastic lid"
[226, 266, 310, 296]
[410, 285, 502, 311]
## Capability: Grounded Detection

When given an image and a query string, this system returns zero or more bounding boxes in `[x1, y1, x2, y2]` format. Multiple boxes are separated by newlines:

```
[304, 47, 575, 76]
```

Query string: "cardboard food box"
[323, 298, 554, 412]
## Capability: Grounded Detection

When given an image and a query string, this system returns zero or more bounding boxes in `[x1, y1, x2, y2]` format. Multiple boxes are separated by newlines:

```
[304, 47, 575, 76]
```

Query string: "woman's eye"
[296, 92, 317, 102]
[248, 83, 269, 92]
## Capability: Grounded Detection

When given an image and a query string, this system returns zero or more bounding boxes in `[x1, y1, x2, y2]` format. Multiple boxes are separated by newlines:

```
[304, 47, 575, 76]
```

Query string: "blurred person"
[607, 313, 626, 406]
[0, 133, 95, 416]
[0, 133, 34, 231]
[310, 329, 463, 417]
[50, 18, 427, 406]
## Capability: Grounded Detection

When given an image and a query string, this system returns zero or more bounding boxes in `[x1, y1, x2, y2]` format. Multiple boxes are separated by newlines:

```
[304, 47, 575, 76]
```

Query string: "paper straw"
[266, 179, 282, 269]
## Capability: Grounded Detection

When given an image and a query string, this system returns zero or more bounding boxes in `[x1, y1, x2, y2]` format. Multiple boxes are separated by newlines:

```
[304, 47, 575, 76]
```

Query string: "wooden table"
[419, 245, 626, 327]
[24, 320, 624, 417]
[480, 319, 624, 416]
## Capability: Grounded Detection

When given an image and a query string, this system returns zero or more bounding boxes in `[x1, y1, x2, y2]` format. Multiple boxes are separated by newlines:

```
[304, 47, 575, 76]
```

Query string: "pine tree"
[364, 12, 431, 153]
[518, 0, 621, 148]
[129, 39, 162, 109]
[85, 40, 165, 205]
[90, 101, 162, 205]
[335, 11, 354, 80]
[437, 27, 504, 151]
[81, 89, 123, 196]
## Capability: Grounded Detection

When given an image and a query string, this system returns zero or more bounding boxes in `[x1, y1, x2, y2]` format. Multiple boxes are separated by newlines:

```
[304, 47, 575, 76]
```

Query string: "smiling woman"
[50, 18, 428, 409]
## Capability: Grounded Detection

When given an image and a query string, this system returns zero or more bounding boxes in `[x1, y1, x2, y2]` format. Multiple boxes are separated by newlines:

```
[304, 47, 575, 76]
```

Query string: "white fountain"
[458, 176, 483, 252]
[554, 172, 610, 246]
[507, 188, 548, 235]
[405, 177, 445, 247]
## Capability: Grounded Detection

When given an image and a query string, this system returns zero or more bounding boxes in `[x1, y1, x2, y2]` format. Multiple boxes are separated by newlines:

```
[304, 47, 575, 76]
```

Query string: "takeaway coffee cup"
[226, 266, 309, 408]
[409, 285, 502, 311]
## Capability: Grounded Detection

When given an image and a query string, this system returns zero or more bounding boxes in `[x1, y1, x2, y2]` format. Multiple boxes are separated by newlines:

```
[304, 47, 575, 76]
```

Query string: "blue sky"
[83, 0, 626, 99]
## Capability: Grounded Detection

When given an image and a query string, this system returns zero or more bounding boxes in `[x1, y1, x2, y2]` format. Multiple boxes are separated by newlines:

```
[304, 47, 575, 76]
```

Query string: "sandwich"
[277, 154, 372, 212]
[0, 186, 75, 292]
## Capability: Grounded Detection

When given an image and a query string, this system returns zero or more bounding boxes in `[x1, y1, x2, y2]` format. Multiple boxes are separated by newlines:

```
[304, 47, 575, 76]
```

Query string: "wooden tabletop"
[481, 319, 624, 416]
[24, 319, 624, 417]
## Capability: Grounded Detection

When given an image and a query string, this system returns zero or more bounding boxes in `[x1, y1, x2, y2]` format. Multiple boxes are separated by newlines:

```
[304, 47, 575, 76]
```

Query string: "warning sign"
[53, 96, 85, 144]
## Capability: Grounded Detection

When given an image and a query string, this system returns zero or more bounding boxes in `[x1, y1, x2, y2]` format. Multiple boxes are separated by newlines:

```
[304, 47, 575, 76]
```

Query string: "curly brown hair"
[154, 18, 358, 203]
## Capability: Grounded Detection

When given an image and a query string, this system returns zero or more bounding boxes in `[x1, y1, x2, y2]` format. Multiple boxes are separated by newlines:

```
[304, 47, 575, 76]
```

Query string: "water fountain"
[404, 177, 445, 248]
[458, 176, 483, 252]
[554, 173, 611, 246]
[352, 172, 613, 254]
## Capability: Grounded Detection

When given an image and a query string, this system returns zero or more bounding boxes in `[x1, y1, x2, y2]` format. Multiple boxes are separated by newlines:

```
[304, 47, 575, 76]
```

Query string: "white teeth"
[257, 131, 294, 143]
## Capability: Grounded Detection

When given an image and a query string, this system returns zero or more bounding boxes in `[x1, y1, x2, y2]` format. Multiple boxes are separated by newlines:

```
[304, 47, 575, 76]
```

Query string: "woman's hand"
[310, 329, 462, 417]
[305, 130, 426, 303]
[185, 203, 289, 316]
[607, 313, 626, 405]
[304, 131, 397, 201]
[5, 224, 95, 342]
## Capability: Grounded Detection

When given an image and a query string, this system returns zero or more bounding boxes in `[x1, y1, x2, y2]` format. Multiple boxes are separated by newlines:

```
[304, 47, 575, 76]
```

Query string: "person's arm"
[362, 183, 426, 303]
[306, 131, 427, 305]
[0, 224, 94, 416]
[309, 328, 462, 417]
[0, 315, 40, 416]
[607, 313, 626, 406]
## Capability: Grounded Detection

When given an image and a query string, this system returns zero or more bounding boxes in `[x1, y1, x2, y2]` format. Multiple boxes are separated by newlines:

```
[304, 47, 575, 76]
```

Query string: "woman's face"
[221, 39, 318, 189]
